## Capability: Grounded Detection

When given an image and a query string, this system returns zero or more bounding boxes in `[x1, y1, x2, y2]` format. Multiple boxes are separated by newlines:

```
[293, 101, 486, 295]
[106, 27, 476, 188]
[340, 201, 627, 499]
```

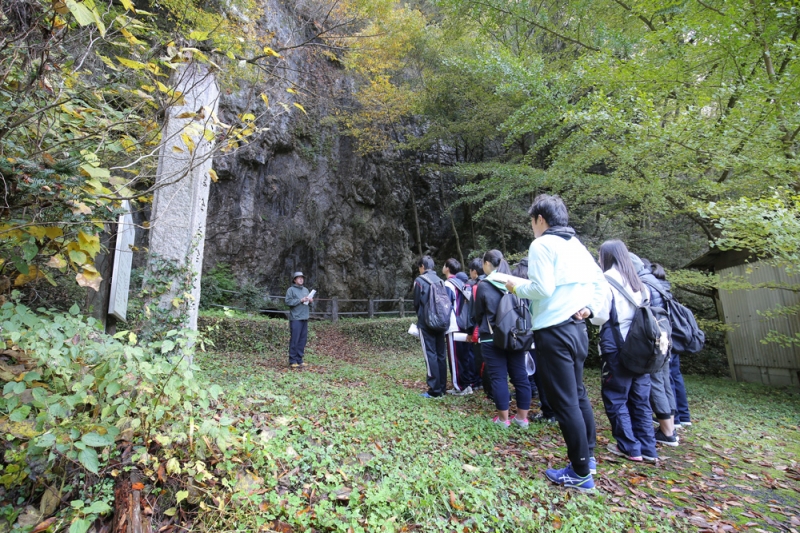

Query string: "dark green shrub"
[336, 318, 418, 351]
[198, 315, 290, 353]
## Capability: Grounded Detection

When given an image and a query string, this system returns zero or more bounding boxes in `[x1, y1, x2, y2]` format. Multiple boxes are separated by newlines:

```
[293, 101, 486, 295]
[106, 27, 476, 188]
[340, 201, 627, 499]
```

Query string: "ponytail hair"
[483, 249, 512, 275]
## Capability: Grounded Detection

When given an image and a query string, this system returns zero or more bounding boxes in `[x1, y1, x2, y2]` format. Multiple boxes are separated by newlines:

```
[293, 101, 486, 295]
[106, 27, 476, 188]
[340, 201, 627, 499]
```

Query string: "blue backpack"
[418, 275, 452, 332]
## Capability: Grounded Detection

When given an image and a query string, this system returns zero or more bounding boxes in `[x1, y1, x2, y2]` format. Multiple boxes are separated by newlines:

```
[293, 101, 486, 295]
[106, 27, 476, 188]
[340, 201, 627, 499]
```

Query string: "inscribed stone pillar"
[145, 62, 219, 331]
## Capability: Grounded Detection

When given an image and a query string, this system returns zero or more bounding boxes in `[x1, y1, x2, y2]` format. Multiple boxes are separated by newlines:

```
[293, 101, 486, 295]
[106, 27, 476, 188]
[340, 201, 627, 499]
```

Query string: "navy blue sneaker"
[419, 392, 443, 399]
[545, 464, 595, 491]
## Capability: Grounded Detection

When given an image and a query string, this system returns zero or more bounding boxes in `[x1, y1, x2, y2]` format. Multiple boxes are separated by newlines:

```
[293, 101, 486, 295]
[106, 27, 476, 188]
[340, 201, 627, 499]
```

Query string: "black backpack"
[644, 282, 705, 354]
[418, 275, 453, 332]
[605, 276, 672, 374]
[486, 282, 534, 351]
[448, 277, 474, 332]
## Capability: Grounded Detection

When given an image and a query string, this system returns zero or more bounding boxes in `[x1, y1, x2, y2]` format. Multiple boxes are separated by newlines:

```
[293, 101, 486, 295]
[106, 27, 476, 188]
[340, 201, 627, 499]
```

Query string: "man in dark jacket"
[286, 272, 313, 368]
[414, 256, 447, 398]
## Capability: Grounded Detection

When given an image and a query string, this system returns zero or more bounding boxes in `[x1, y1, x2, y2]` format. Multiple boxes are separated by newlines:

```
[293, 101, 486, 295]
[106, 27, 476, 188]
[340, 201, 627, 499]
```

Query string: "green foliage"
[0, 0, 300, 299]
[197, 315, 290, 353]
[0, 299, 233, 528]
[189, 323, 800, 533]
[336, 318, 418, 351]
[200, 263, 279, 313]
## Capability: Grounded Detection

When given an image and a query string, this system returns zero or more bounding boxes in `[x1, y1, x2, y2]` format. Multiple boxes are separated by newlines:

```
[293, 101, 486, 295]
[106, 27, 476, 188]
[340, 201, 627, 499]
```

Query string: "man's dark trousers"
[419, 326, 447, 396]
[534, 319, 596, 477]
[289, 320, 308, 364]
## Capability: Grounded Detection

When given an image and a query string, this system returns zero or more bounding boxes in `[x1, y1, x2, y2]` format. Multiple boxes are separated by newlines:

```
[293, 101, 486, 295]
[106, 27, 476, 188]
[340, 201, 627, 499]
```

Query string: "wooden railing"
[207, 296, 413, 323]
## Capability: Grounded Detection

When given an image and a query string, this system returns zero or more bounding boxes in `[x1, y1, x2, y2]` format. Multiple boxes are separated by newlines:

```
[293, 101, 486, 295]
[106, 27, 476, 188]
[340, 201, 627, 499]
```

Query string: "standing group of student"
[413, 194, 700, 491]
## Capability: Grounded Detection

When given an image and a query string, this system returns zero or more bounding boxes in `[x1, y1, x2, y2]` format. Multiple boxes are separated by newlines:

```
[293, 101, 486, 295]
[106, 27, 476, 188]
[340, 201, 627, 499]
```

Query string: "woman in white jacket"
[597, 240, 659, 462]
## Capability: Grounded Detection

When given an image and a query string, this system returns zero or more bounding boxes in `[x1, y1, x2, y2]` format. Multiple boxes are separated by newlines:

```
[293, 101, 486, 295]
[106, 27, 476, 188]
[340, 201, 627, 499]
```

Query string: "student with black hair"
[629, 254, 680, 446]
[474, 250, 532, 427]
[505, 194, 609, 491]
[413, 256, 448, 398]
[468, 258, 491, 397]
[650, 263, 692, 427]
[598, 240, 659, 463]
[512, 259, 556, 425]
[442, 258, 476, 395]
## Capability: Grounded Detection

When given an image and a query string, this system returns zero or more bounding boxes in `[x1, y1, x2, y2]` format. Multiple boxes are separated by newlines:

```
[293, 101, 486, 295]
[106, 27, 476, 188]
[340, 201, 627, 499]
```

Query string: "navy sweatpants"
[533, 319, 596, 477]
[601, 354, 658, 458]
[482, 342, 531, 411]
[670, 353, 691, 423]
[288, 320, 308, 364]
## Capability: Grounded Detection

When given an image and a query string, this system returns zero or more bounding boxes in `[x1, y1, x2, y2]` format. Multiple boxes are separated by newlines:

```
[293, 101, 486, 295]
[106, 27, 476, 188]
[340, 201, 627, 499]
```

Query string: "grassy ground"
[194, 323, 800, 532]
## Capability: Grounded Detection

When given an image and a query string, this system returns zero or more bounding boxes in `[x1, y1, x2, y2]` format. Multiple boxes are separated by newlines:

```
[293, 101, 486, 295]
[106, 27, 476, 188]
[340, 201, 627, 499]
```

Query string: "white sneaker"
[451, 386, 473, 396]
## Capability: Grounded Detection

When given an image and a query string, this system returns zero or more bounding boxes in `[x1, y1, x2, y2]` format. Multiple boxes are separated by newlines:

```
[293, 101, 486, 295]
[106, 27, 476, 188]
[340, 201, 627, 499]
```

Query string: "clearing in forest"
[195, 320, 800, 532]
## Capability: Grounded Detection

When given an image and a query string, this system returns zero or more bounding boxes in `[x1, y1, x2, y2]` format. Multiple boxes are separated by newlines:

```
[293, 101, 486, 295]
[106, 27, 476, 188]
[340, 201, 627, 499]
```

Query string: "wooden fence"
[208, 295, 413, 323]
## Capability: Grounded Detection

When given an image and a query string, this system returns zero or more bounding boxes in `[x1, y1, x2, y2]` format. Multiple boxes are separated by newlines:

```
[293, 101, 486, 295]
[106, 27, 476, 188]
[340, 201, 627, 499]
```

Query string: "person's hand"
[504, 280, 516, 293]
[307, 298, 314, 303]
[573, 307, 591, 320]
[301, 296, 309, 303]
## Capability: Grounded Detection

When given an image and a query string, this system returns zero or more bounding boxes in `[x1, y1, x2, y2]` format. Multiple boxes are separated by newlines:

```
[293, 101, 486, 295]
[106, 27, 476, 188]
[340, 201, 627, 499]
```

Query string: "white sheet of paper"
[488, 272, 532, 287]
[303, 289, 316, 305]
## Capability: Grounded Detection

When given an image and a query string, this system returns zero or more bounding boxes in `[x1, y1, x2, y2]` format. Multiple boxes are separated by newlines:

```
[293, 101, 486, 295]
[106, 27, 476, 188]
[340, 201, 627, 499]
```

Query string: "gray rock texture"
[202, 0, 463, 301]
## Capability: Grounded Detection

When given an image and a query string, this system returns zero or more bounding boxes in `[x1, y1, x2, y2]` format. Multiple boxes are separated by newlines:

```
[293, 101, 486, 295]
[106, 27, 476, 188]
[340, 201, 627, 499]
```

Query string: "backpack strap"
[642, 278, 671, 302]
[417, 272, 440, 287]
[604, 275, 643, 308]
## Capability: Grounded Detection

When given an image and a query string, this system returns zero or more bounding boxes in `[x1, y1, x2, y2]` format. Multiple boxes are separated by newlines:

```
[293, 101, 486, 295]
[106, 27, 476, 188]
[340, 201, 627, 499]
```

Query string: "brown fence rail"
[207, 296, 414, 323]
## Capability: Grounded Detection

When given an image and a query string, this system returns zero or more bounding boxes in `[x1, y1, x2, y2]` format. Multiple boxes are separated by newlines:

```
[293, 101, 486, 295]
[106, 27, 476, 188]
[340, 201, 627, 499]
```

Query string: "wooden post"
[368, 299, 374, 319]
[399, 298, 404, 318]
[331, 298, 339, 324]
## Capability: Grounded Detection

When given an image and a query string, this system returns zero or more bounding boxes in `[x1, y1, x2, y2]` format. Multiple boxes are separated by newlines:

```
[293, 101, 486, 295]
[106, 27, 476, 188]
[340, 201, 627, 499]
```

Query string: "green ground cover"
[194, 320, 800, 532]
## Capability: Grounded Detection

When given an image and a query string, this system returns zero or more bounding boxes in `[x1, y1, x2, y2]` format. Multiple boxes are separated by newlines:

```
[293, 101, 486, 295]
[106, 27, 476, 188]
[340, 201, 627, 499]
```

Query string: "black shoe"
[655, 429, 679, 447]
[532, 413, 557, 424]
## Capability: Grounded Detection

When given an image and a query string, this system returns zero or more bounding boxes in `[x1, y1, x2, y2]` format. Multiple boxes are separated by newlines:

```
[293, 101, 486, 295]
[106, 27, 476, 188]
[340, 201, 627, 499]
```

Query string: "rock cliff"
[202, 0, 460, 300]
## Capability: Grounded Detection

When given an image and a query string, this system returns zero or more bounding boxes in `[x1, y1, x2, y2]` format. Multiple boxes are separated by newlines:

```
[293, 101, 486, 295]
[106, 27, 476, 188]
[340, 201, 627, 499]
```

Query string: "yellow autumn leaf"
[76, 266, 102, 291]
[47, 255, 68, 269]
[71, 202, 92, 215]
[15, 267, 44, 286]
[180, 132, 195, 154]
[241, 113, 255, 121]
[293, 103, 307, 115]
[286, 88, 297, 94]
[45, 227, 63, 239]
[26, 227, 48, 241]
[96, 53, 118, 71]
[203, 128, 215, 142]
[263, 47, 281, 58]
[208, 169, 219, 182]
[119, 0, 135, 11]
[77, 231, 101, 258]
[120, 27, 144, 45]
[116, 56, 147, 70]
[260, 93, 269, 107]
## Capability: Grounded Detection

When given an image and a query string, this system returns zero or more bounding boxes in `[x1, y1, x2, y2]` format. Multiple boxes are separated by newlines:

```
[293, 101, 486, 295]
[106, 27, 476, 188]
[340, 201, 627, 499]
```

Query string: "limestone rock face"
[203, 0, 457, 300]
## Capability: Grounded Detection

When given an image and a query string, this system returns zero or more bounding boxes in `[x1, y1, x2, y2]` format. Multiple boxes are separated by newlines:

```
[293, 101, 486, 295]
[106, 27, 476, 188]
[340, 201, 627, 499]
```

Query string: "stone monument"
[108, 200, 135, 322]
[144, 62, 220, 332]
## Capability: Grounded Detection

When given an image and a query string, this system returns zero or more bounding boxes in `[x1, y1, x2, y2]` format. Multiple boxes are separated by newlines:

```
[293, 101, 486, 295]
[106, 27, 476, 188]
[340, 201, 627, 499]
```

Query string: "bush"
[200, 263, 282, 313]
[0, 301, 233, 530]
[336, 318, 418, 351]
[198, 314, 290, 353]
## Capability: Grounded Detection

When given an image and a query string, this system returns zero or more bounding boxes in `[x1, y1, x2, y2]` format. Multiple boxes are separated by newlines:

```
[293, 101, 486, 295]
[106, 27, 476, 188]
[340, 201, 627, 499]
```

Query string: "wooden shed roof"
[685, 248, 758, 271]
